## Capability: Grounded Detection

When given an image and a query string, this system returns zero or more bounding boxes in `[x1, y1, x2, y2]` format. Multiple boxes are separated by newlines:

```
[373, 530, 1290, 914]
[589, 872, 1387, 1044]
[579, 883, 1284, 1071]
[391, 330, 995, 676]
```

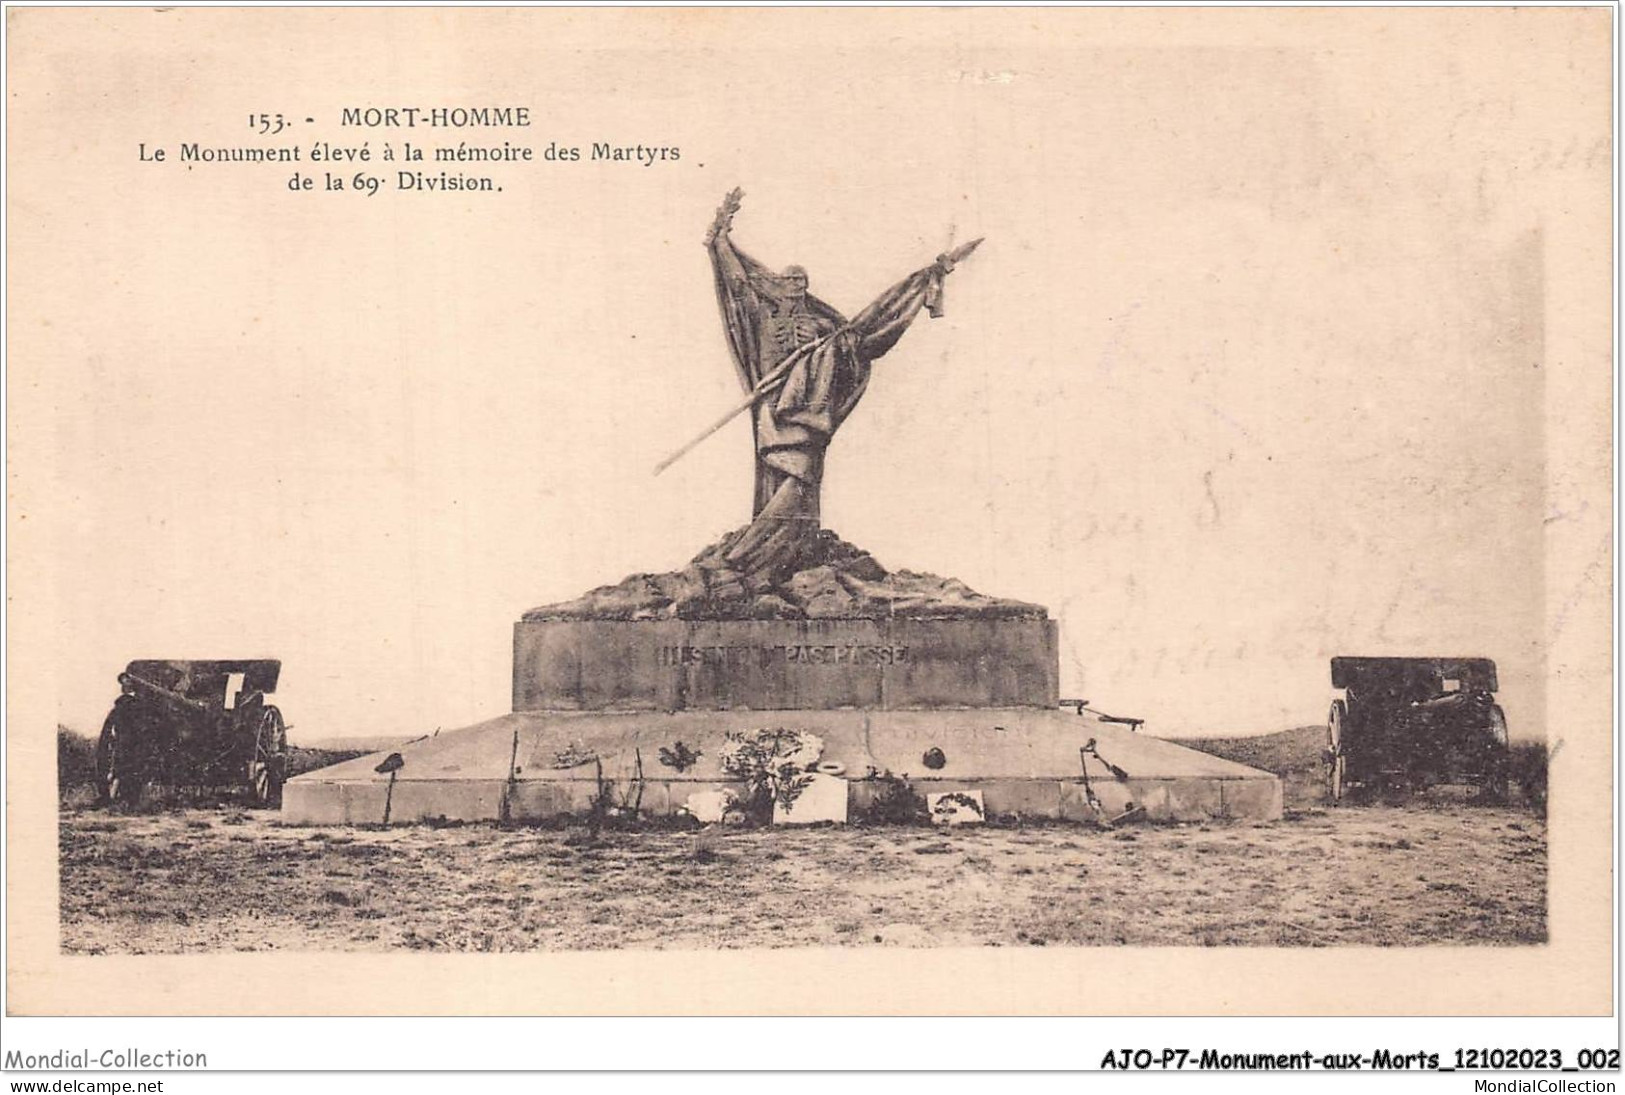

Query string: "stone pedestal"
[284, 565, 1286, 825]
[513, 617, 1059, 712]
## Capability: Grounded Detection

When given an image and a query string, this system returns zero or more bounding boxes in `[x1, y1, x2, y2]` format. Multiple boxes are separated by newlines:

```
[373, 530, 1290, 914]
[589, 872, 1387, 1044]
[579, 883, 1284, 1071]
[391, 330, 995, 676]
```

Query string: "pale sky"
[11, 8, 1608, 743]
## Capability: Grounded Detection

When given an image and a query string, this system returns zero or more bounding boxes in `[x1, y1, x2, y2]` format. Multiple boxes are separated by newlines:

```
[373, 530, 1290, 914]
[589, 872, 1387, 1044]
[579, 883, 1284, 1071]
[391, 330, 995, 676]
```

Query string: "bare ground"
[59, 801, 1545, 953]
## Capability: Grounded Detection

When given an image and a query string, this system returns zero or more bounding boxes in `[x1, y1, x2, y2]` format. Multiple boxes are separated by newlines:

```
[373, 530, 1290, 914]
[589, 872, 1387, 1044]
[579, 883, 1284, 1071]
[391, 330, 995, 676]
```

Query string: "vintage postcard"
[4, 6, 1612, 1018]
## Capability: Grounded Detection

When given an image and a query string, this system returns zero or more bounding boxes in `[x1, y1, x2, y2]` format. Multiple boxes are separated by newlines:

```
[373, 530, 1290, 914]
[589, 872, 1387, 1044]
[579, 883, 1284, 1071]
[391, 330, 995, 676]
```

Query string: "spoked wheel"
[1481, 705, 1512, 800]
[246, 705, 287, 807]
[1327, 699, 1348, 803]
[96, 707, 141, 806]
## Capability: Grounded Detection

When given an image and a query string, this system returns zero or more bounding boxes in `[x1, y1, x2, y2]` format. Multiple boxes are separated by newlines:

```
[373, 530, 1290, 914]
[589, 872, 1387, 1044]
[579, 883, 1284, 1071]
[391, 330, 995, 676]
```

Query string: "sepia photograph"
[5, 2, 1612, 1034]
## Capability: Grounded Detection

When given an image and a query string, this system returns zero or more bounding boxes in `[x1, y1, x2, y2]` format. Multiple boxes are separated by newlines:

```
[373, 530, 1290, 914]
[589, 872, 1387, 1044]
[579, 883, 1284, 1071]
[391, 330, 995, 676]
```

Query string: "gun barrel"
[120, 672, 210, 712]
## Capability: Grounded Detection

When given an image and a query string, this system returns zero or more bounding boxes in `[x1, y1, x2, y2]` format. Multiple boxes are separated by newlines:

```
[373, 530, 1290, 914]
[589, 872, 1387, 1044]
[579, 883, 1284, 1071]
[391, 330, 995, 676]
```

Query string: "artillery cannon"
[96, 659, 288, 807]
[1326, 656, 1509, 802]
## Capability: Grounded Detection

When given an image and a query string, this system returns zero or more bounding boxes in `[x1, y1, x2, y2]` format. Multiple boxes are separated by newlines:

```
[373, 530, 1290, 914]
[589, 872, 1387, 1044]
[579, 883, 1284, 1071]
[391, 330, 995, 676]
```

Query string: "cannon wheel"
[96, 707, 140, 806]
[1482, 705, 1511, 800]
[1327, 699, 1348, 802]
[246, 705, 287, 807]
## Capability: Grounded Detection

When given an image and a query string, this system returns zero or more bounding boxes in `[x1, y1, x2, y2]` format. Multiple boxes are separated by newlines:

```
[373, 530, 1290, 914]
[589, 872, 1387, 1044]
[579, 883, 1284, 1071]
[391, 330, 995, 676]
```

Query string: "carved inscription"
[655, 644, 909, 668]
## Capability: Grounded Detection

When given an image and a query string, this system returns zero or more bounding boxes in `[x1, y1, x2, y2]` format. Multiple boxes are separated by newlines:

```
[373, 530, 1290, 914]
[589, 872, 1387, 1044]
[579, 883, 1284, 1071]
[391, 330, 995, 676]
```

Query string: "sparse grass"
[59, 803, 1546, 953]
[1181, 726, 1328, 810]
[284, 747, 372, 779]
[58, 727, 99, 804]
[1506, 742, 1549, 814]
[58, 729, 367, 807]
[1183, 726, 1550, 816]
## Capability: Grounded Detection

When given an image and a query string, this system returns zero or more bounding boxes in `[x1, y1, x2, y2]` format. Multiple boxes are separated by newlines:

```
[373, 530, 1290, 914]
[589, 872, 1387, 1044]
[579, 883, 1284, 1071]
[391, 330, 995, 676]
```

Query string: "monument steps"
[283, 708, 1283, 825]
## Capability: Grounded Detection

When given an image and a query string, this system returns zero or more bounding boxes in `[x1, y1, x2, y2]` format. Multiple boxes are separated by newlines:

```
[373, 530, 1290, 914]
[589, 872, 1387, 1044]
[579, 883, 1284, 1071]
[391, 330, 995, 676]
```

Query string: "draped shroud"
[706, 228, 955, 587]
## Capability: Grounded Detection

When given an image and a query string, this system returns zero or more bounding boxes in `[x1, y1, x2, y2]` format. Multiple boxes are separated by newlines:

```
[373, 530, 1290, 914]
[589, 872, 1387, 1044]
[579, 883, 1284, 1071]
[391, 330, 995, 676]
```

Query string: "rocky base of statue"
[523, 527, 1046, 622]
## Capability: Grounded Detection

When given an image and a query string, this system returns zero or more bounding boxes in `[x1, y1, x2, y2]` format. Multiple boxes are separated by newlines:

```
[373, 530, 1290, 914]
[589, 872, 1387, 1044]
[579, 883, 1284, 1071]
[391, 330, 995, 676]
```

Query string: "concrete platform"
[283, 708, 1283, 825]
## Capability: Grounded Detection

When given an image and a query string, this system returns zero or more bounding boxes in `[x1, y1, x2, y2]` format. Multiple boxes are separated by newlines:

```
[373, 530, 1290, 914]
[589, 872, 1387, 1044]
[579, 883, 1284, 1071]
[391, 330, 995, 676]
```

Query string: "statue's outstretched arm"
[850, 241, 981, 359]
[706, 188, 764, 303]
[706, 189, 767, 392]
[849, 267, 942, 359]
[704, 187, 744, 245]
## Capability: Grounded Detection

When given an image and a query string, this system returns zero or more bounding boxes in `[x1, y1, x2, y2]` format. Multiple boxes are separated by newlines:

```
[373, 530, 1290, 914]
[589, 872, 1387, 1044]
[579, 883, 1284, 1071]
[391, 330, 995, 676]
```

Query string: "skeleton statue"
[695, 188, 980, 590]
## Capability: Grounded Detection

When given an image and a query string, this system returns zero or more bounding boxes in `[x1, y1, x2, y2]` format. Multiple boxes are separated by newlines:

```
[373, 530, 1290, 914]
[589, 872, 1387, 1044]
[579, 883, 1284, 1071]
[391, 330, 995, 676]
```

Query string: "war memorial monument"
[284, 191, 1281, 826]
